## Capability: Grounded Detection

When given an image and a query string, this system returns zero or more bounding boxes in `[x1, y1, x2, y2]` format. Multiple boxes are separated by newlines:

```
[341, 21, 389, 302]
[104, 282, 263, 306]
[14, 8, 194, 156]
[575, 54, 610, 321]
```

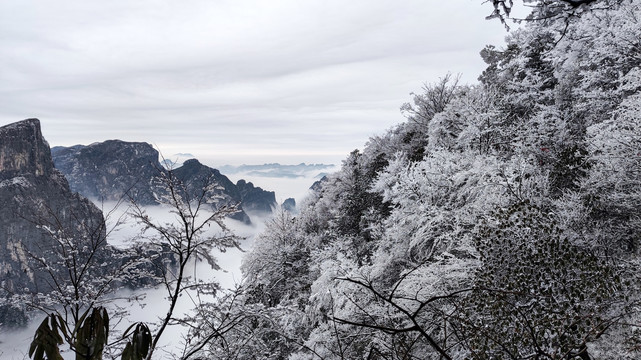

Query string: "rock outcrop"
[282, 198, 297, 213]
[0, 119, 106, 326]
[236, 179, 276, 213]
[280, 198, 298, 214]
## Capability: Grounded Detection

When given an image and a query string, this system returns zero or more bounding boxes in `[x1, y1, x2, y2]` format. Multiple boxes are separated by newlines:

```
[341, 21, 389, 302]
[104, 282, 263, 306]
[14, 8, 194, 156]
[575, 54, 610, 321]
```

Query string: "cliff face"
[236, 179, 277, 213]
[0, 119, 55, 179]
[0, 119, 106, 326]
[51, 140, 162, 205]
[52, 142, 277, 223]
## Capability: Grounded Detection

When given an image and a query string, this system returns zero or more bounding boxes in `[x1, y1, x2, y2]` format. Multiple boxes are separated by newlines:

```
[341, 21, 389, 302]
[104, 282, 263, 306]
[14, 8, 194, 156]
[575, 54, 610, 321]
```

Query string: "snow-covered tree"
[127, 166, 242, 360]
[225, 1, 641, 358]
[467, 201, 624, 359]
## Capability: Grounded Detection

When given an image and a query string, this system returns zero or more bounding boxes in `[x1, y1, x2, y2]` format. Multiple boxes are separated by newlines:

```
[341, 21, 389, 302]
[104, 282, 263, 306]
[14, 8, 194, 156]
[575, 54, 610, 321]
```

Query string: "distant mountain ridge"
[160, 153, 195, 169]
[218, 163, 336, 179]
[51, 142, 276, 223]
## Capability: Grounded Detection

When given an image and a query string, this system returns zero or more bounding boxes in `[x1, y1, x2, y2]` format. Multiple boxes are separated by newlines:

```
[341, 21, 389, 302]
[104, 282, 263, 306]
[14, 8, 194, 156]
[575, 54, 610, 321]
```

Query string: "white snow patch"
[0, 177, 31, 188]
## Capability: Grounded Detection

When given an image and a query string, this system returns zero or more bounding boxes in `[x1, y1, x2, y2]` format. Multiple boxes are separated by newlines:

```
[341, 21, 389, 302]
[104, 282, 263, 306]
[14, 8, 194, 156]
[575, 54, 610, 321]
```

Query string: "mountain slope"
[51, 142, 277, 223]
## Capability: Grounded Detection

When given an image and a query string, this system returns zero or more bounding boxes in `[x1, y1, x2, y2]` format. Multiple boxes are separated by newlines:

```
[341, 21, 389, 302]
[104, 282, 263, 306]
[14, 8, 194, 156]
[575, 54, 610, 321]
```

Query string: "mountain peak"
[0, 118, 54, 179]
[182, 158, 202, 167]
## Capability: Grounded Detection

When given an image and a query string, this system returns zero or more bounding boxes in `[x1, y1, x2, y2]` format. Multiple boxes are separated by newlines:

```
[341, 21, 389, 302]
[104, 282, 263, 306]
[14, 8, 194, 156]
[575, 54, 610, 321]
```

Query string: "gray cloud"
[0, 0, 508, 165]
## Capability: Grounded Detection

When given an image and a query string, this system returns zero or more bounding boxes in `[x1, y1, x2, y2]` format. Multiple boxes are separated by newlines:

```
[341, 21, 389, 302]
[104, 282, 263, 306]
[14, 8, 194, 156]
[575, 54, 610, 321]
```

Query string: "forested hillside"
[205, 1, 641, 358]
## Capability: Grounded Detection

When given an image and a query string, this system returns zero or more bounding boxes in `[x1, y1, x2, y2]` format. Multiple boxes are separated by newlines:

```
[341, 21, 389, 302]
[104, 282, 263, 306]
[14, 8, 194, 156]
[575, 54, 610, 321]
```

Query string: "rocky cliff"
[0, 119, 107, 326]
[235, 179, 277, 213]
[52, 142, 276, 223]
[51, 140, 162, 205]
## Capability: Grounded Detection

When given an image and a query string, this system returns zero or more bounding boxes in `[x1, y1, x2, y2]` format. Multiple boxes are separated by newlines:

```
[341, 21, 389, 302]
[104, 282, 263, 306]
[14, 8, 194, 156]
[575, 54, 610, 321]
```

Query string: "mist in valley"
[0, 167, 325, 359]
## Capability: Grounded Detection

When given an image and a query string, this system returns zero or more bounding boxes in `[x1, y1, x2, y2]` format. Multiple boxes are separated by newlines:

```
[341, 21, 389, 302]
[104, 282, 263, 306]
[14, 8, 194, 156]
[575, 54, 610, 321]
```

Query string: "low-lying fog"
[0, 166, 335, 359]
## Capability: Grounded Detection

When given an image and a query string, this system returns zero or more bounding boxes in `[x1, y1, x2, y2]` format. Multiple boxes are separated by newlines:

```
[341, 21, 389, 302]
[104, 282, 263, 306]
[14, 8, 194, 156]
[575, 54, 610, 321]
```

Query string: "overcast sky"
[0, 0, 512, 166]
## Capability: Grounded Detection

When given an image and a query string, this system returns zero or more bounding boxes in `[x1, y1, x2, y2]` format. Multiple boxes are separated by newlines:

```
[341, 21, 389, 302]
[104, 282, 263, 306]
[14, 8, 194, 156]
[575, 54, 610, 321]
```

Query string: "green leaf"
[28, 314, 64, 360]
[75, 307, 110, 360]
[121, 323, 152, 360]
